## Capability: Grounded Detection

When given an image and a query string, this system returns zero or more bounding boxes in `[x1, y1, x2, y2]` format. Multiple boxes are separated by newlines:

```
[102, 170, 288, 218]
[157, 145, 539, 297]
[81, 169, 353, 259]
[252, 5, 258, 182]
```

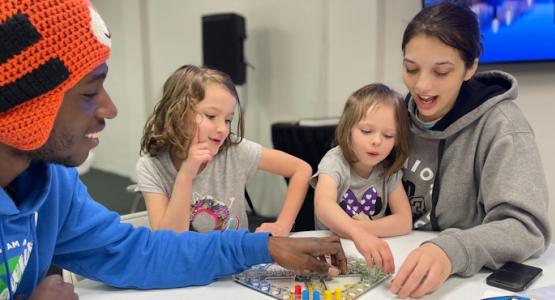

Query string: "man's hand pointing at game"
[268, 235, 348, 276]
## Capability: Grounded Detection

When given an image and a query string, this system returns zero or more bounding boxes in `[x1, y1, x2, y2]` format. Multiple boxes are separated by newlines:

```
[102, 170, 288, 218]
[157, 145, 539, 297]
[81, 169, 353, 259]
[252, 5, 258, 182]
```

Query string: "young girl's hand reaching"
[255, 221, 293, 237]
[351, 227, 395, 274]
[252, 148, 312, 237]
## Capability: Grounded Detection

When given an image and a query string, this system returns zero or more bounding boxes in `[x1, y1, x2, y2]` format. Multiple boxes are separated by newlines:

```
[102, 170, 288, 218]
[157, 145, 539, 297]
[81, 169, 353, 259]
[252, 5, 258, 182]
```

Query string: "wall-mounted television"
[422, 0, 555, 64]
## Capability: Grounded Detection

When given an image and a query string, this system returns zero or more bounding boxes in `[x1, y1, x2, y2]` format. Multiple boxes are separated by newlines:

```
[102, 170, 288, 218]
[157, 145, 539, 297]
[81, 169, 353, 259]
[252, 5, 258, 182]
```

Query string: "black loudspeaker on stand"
[202, 13, 246, 85]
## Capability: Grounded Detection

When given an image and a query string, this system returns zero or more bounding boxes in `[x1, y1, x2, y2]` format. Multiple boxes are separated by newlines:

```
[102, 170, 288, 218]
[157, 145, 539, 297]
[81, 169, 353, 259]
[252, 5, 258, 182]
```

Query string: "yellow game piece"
[324, 290, 332, 300]
[334, 288, 342, 300]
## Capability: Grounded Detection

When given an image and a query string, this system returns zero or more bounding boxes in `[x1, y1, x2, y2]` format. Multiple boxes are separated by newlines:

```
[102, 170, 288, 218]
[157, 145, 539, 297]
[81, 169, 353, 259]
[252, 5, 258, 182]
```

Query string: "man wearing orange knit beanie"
[0, 1, 346, 299]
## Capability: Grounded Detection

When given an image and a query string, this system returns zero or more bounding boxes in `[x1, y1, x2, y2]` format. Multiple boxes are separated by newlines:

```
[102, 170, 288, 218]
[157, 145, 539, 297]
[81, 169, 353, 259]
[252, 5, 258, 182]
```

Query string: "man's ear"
[464, 58, 479, 81]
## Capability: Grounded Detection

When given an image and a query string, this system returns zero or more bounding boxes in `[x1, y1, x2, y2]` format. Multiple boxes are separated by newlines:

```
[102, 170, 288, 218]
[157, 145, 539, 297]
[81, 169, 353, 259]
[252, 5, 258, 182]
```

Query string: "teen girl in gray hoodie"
[389, 2, 551, 298]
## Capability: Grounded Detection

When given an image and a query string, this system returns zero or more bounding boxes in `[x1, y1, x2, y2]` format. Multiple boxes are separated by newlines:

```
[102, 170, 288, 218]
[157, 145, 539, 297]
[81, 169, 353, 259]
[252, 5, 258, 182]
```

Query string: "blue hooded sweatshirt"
[0, 161, 272, 299]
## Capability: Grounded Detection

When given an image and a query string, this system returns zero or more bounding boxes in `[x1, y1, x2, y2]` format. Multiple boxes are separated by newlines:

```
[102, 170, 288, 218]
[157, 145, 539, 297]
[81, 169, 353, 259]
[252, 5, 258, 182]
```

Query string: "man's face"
[25, 63, 117, 166]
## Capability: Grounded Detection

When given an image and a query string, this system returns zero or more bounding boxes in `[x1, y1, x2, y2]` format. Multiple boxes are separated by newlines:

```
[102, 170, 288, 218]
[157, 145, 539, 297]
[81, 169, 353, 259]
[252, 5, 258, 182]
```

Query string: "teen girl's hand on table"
[255, 221, 293, 237]
[28, 274, 78, 300]
[389, 243, 452, 298]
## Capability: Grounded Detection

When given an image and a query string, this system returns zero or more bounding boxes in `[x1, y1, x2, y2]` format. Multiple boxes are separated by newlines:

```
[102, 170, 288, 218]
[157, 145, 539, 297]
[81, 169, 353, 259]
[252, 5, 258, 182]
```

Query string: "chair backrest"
[126, 183, 144, 213]
[62, 211, 151, 284]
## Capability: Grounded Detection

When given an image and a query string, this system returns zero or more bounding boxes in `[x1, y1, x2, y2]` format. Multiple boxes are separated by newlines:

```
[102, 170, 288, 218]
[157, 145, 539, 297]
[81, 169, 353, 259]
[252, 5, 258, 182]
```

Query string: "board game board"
[233, 256, 390, 299]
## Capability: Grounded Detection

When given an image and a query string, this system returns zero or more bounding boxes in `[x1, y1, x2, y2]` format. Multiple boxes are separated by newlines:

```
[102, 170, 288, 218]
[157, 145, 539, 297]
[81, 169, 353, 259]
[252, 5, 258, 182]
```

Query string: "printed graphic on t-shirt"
[404, 155, 437, 229]
[0, 239, 33, 300]
[403, 177, 432, 229]
[339, 187, 382, 219]
[190, 193, 240, 232]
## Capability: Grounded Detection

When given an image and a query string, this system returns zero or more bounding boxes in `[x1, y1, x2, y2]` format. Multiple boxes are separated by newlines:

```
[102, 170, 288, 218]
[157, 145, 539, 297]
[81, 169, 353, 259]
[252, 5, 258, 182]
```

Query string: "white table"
[75, 231, 555, 299]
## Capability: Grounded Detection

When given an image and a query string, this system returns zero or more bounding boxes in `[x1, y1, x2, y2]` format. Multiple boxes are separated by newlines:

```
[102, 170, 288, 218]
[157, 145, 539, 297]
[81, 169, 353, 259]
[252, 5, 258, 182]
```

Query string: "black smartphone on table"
[486, 261, 542, 292]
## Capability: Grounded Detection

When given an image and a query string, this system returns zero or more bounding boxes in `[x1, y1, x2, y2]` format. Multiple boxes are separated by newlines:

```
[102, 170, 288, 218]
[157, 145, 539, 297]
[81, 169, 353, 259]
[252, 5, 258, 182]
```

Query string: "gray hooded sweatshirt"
[402, 70, 551, 276]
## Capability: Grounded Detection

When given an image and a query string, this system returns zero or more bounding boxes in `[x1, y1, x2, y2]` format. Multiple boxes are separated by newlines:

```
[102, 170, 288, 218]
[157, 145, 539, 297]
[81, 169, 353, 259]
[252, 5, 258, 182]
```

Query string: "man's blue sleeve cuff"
[243, 232, 273, 266]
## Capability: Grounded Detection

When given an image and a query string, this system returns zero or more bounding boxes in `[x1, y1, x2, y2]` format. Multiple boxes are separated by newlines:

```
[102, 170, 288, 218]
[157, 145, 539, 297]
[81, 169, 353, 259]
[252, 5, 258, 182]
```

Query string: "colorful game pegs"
[295, 284, 302, 299]
[302, 290, 309, 300]
[334, 288, 342, 300]
[324, 289, 332, 300]
[313, 290, 321, 300]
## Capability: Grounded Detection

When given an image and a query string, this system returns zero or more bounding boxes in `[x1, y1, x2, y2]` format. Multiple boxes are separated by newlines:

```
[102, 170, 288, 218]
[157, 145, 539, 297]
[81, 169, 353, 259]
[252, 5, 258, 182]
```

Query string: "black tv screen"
[422, 0, 555, 64]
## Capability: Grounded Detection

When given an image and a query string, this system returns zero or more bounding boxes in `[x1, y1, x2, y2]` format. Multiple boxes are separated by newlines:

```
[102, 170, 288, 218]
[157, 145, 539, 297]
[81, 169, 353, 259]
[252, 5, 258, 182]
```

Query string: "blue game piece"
[313, 290, 320, 300]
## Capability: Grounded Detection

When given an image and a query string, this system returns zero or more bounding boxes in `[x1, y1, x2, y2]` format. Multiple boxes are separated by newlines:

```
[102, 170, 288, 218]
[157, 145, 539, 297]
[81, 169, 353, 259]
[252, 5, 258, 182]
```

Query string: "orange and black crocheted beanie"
[0, 0, 111, 151]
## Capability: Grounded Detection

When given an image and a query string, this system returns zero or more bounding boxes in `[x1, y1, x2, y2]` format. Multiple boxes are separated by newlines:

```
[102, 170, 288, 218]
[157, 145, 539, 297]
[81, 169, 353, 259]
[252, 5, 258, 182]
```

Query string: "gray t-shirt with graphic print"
[135, 138, 262, 232]
[310, 146, 403, 230]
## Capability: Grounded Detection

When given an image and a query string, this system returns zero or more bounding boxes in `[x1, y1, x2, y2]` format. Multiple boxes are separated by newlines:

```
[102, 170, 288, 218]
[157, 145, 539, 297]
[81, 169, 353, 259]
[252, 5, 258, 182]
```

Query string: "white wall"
[93, 0, 554, 232]
[326, 1, 379, 114]
[92, 0, 148, 182]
